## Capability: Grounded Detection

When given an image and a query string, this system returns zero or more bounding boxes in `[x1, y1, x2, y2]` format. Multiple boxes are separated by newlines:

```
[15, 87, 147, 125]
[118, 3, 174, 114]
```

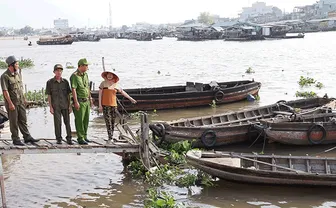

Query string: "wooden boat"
[225, 36, 265, 41]
[266, 34, 305, 40]
[91, 80, 261, 112]
[37, 35, 73, 45]
[149, 98, 334, 148]
[261, 112, 336, 145]
[186, 150, 336, 186]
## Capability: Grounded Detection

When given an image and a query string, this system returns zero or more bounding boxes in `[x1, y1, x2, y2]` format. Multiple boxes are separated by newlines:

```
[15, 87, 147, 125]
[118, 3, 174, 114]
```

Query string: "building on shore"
[239, 2, 283, 23]
[54, 18, 69, 29]
[292, 0, 336, 20]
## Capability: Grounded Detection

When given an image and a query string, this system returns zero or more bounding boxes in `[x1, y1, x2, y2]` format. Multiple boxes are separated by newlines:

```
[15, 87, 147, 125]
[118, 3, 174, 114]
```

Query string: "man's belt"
[77, 97, 89, 102]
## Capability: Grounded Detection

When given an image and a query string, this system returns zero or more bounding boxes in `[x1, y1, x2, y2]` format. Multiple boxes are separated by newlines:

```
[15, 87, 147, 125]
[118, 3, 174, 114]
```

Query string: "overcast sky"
[0, 0, 317, 28]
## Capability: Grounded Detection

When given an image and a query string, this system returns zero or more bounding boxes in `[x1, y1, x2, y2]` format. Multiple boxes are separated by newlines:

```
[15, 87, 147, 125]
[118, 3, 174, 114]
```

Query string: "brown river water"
[1, 32, 336, 207]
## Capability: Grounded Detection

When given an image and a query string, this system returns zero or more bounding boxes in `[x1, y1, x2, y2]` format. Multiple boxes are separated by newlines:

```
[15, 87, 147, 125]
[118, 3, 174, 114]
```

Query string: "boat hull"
[91, 80, 261, 111]
[37, 40, 73, 45]
[187, 151, 336, 186]
[263, 114, 336, 145]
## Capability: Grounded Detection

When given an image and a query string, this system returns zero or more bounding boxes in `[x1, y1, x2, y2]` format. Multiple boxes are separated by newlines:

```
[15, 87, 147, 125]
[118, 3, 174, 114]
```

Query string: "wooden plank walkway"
[0, 138, 139, 155]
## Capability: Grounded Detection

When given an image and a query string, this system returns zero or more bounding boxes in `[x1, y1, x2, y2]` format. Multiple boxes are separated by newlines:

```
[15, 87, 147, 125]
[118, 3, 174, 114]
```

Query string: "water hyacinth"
[0, 58, 35, 69]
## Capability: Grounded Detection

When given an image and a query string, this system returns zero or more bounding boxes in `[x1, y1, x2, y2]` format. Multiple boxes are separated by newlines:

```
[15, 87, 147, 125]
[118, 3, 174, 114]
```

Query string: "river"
[1, 32, 336, 208]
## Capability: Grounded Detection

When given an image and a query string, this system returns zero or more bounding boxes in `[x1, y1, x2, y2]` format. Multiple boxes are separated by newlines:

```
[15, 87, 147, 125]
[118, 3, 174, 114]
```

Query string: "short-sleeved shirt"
[0, 69, 25, 105]
[99, 81, 120, 107]
[46, 77, 71, 109]
[70, 69, 89, 98]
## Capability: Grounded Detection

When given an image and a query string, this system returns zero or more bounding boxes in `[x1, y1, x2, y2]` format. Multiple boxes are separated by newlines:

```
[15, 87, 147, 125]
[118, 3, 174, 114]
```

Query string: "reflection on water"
[1, 32, 336, 207]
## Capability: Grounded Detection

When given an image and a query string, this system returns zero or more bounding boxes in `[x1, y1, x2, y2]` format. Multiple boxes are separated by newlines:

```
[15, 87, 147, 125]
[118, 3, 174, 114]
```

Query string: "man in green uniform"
[46, 64, 73, 145]
[0, 56, 39, 145]
[70, 58, 93, 145]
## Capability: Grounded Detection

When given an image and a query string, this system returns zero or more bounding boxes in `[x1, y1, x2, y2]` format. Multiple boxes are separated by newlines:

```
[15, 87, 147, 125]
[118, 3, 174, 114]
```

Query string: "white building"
[239, 2, 282, 21]
[54, 18, 69, 29]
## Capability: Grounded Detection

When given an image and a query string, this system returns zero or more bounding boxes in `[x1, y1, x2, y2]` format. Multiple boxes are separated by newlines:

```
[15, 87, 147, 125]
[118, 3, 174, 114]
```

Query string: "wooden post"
[0, 155, 7, 208]
[140, 113, 150, 170]
[102, 57, 106, 72]
[25, 84, 27, 94]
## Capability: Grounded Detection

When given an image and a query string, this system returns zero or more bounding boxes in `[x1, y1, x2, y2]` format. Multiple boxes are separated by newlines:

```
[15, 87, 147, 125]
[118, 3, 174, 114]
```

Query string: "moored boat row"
[150, 97, 334, 148]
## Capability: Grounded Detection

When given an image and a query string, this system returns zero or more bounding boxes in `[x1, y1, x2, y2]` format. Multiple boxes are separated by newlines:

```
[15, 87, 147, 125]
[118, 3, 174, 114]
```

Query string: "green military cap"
[78, 58, 90, 66]
[53, 64, 63, 71]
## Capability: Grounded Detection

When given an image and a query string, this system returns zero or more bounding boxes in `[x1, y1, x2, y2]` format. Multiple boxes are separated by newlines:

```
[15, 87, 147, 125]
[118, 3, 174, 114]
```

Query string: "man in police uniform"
[46, 64, 73, 145]
[0, 56, 39, 145]
[70, 58, 93, 145]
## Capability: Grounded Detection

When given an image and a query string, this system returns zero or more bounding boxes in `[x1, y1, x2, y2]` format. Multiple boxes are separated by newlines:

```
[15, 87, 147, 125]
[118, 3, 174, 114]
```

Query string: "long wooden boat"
[37, 35, 73, 45]
[186, 150, 336, 186]
[261, 112, 336, 145]
[266, 34, 305, 40]
[91, 80, 261, 112]
[149, 98, 334, 148]
[225, 36, 265, 41]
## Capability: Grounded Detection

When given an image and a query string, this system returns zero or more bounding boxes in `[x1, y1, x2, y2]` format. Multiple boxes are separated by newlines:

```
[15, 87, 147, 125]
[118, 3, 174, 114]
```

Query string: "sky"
[0, 0, 318, 28]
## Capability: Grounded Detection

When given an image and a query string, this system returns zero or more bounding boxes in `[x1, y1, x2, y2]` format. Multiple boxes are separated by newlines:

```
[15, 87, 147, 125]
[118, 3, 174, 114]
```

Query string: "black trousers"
[53, 108, 72, 141]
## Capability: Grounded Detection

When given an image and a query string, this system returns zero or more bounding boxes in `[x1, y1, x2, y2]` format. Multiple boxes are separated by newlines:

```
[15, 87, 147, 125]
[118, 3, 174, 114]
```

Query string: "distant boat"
[36, 35, 73, 45]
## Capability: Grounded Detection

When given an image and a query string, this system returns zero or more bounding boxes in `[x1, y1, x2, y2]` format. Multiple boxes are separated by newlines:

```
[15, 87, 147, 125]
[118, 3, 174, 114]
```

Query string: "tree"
[198, 12, 214, 25]
[19, 26, 34, 35]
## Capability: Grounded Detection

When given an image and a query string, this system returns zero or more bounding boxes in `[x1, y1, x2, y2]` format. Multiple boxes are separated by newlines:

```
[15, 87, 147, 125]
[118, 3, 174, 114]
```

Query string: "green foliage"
[175, 174, 197, 188]
[197, 171, 214, 187]
[0, 61, 7, 69]
[296, 76, 324, 98]
[145, 188, 177, 208]
[170, 141, 193, 154]
[298, 76, 316, 87]
[19, 58, 34, 68]
[145, 165, 181, 187]
[19, 26, 34, 35]
[315, 82, 324, 89]
[245, 67, 255, 74]
[25, 89, 46, 102]
[209, 100, 216, 108]
[127, 160, 147, 178]
[0, 58, 34, 69]
[198, 12, 214, 25]
[166, 150, 186, 164]
[295, 91, 317, 98]
[254, 94, 260, 101]
[65, 62, 75, 69]
[0, 88, 47, 104]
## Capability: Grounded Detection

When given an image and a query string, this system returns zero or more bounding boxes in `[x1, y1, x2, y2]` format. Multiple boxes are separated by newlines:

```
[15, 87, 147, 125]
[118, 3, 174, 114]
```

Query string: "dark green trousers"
[73, 101, 90, 141]
[53, 108, 72, 141]
[5, 103, 30, 141]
